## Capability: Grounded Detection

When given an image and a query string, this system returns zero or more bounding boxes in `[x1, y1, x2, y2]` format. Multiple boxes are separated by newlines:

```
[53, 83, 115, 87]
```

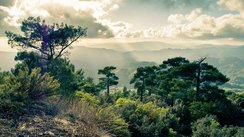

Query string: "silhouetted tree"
[157, 57, 229, 102]
[130, 66, 157, 101]
[157, 57, 191, 103]
[190, 58, 229, 101]
[6, 16, 86, 72]
[98, 66, 119, 96]
[195, 58, 206, 101]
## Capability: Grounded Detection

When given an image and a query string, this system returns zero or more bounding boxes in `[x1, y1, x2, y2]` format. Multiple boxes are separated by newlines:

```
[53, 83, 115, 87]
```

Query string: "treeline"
[0, 17, 244, 137]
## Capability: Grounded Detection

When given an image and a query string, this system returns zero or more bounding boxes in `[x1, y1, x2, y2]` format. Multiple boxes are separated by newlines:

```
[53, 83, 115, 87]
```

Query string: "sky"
[0, 0, 244, 51]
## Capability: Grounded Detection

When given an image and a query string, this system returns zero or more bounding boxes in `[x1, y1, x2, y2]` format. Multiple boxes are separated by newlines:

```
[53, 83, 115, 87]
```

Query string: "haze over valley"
[1, 42, 244, 90]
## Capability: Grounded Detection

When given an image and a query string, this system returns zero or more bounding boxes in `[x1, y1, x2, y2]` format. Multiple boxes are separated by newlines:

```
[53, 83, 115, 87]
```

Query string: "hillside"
[1, 45, 244, 89]
[70, 45, 244, 89]
[0, 100, 109, 137]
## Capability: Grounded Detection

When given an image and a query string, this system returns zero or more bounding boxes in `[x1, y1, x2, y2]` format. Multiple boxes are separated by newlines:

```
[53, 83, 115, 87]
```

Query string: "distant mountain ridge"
[1, 44, 244, 89]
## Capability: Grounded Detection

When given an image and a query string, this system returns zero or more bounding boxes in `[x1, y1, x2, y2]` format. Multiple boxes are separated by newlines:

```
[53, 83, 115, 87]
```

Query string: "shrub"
[57, 99, 130, 137]
[115, 98, 169, 137]
[75, 91, 100, 107]
[0, 65, 59, 118]
[192, 115, 220, 137]
[164, 100, 192, 136]
[97, 106, 131, 137]
[192, 115, 244, 137]
[189, 102, 213, 120]
[189, 100, 236, 125]
[82, 77, 99, 95]
[48, 58, 84, 98]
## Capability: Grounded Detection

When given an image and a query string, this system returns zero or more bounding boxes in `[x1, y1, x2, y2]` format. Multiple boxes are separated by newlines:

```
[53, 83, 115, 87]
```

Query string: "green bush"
[115, 98, 169, 137]
[75, 91, 100, 107]
[189, 102, 213, 120]
[0, 83, 27, 118]
[189, 100, 236, 125]
[164, 100, 192, 136]
[0, 65, 59, 118]
[97, 106, 131, 137]
[48, 58, 84, 98]
[82, 77, 100, 95]
[227, 92, 244, 110]
[192, 115, 244, 137]
[192, 115, 220, 137]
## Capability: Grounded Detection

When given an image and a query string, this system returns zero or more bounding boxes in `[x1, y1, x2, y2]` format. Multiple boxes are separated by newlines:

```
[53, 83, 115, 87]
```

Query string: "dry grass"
[0, 99, 110, 137]
[57, 99, 109, 136]
[0, 119, 16, 136]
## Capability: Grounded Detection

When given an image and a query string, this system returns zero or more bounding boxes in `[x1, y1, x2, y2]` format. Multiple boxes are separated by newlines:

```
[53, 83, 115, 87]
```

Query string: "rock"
[44, 131, 55, 136]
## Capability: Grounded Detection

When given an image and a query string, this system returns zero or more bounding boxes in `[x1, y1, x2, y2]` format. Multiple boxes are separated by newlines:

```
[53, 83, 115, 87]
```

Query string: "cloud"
[168, 8, 202, 24]
[0, 1, 21, 36]
[0, 0, 122, 38]
[1, 0, 243, 40]
[118, 29, 164, 38]
[122, 0, 217, 11]
[0, 0, 15, 7]
[120, 8, 244, 40]
[38, 2, 114, 38]
[99, 19, 132, 38]
[218, 0, 244, 12]
[164, 9, 244, 39]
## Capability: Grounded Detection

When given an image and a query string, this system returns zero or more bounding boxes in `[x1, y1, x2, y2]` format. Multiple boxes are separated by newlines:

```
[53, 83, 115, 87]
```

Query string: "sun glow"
[0, 0, 24, 26]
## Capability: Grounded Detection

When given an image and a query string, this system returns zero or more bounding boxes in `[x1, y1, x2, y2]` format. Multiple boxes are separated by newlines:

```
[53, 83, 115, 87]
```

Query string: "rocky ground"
[0, 100, 109, 137]
[0, 115, 108, 137]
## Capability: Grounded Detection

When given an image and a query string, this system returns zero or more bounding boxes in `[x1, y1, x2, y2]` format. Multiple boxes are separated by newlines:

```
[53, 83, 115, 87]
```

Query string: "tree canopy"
[98, 66, 119, 96]
[5, 17, 86, 72]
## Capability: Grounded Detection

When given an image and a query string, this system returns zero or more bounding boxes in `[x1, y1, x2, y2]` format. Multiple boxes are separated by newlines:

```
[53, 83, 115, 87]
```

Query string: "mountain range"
[1, 42, 244, 90]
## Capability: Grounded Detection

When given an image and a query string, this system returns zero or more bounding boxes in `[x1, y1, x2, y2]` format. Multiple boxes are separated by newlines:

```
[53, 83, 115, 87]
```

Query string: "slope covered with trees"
[0, 17, 244, 137]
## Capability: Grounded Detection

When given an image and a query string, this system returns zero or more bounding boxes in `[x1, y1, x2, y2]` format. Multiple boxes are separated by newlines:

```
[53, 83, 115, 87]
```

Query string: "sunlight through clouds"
[0, 0, 24, 26]
[0, 0, 123, 38]
[0, 0, 244, 42]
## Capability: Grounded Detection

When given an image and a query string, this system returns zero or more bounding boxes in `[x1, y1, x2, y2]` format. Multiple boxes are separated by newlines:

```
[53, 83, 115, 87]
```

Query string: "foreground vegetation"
[0, 17, 244, 137]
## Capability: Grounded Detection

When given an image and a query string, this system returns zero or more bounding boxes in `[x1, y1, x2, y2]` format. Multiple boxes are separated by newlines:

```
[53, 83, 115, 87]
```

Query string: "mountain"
[84, 41, 173, 51]
[206, 57, 244, 91]
[126, 46, 244, 63]
[69, 46, 156, 86]
[1, 44, 244, 90]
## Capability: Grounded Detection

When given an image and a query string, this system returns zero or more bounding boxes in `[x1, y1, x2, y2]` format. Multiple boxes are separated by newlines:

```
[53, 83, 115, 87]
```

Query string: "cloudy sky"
[0, 0, 244, 51]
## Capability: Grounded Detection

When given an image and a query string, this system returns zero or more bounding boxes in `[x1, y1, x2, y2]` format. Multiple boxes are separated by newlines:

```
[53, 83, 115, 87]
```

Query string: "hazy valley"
[1, 42, 244, 90]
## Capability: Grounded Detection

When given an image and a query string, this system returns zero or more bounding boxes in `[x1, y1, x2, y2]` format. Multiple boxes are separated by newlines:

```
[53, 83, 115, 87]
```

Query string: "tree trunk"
[148, 86, 152, 96]
[40, 24, 49, 74]
[196, 57, 205, 101]
[196, 66, 201, 101]
[140, 78, 145, 102]
[40, 54, 48, 74]
[107, 76, 110, 96]
[107, 83, 110, 96]
[140, 90, 143, 102]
